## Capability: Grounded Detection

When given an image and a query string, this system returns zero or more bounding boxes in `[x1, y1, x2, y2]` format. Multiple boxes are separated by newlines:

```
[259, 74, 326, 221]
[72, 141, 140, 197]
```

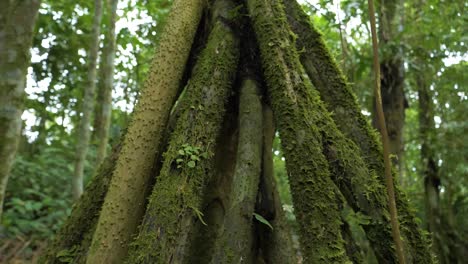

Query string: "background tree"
[72, 0, 103, 200]
[94, 0, 119, 166]
[0, 0, 41, 219]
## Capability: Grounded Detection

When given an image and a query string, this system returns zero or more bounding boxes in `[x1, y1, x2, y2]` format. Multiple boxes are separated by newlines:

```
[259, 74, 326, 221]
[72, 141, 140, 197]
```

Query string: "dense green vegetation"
[0, 0, 466, 262]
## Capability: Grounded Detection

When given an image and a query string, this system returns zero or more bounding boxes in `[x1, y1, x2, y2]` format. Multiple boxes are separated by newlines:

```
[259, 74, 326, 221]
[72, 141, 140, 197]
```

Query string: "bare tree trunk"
[95, 0, 118, 166]
[0, 0, 40, 219]
[85, 0, 206, 262]
[73, 0, 103, 200]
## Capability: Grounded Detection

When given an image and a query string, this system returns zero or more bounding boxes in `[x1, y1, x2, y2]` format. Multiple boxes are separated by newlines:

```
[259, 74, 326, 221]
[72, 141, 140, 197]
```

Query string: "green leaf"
[187, 161, 196, 168]
[253, 213, 273, 230]
[178, 150, 185, 155]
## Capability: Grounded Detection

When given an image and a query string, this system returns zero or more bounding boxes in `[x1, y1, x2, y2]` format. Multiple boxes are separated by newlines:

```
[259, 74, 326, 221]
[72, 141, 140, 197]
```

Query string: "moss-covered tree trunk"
[73, 0, 103, 200]
[210, 78, 263, 263]
[86, 0, 205, 262]
[0, 0, 40, 219]
[282, 1, 432, 262]
[247, 0, 351, 262]
[126, 3, 239, 261]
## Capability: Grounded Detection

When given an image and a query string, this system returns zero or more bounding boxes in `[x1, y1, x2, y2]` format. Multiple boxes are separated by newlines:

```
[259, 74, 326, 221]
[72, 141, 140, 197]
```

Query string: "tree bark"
[86, 0, 205, 262]
[257, 104, 297, 264]
[211, 79, 263, 263]
[0, 0, 40, 219]
[125, 3, 240, 261]
[247, 0, 350, 262]
[282, 1, 432, 262]
[95, 0, 118, 167]
[185, 98, 239, 263]
[73, 0, 103, 200]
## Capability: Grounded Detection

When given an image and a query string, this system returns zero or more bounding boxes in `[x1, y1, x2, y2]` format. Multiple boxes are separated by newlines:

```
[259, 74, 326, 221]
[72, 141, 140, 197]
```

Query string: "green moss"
[125, 11, 240, 263]
[247, 0, 351, 262]
[283, 1, 432, 262]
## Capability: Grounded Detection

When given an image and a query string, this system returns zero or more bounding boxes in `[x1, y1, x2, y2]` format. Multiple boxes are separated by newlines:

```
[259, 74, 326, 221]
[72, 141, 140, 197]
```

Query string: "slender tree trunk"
[0, 0, 40, 219]
[374, 0, 407, 169]
[85, 0, 206, 262]
[417, 72, 444, 260]
[257, 104, 297, 264]
[126, 3, 240, 261]
[211, 79, 263, 263]
[95, 0, 118, 166]
[282, 1, 432, 262]
[73, 0, 103, 200]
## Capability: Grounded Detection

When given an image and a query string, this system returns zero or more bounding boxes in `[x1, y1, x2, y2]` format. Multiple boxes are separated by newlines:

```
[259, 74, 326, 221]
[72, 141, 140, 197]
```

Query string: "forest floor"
[0, 238, 45, 264]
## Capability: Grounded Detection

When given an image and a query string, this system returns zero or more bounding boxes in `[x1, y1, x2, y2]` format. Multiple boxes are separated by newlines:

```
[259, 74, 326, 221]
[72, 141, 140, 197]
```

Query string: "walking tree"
[41, 0, 432, 263]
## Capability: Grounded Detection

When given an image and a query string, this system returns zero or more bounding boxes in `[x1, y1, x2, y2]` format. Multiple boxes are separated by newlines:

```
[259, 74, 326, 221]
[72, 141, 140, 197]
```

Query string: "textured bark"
[39, 141, 122, 264]
[185, 99, 239, 263]
[86, 0, 205, 262]
[95, 0, 118, 167]
[0, 0, 40, 219]
[247, 0, 350, 262]
[211, 79, 263, 263]
[73, 0, 103, 200]
[125, 4, 240, 262]
[282, 1, 432, 262]
[257, 105, 296, 264]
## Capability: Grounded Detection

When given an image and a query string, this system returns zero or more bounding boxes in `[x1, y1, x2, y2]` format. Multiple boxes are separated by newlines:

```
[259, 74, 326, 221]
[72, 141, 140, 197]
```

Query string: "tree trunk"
[95, 0, 118, 167]
[0, 0, 40, 219]
[85, 0, 206, 262]
[125, 3, 240, 261]
[73, 0, 103, 200]
[374, 0, 407, 169]
[418, 76, 444, 262]
[257, 104, 297, 264]
[211, 78, 263, 263]
[247, 0, 350, 262]
[282, 1, 432, 262]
